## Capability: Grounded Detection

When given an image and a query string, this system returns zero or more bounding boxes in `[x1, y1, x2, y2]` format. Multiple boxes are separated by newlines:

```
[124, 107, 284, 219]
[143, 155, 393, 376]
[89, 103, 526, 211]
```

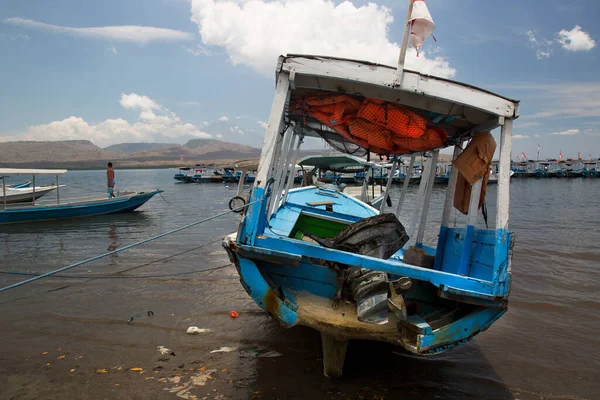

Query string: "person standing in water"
[107, 162, 116, 198]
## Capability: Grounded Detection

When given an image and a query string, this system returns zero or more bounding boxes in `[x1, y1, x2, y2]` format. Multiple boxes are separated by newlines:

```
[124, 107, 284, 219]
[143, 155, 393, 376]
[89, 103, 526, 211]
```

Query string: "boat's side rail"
[249, 236, 503, 301]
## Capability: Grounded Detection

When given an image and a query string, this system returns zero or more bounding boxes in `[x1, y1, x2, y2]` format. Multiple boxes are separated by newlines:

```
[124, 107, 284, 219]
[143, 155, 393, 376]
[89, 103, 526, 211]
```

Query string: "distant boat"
[1, 168, 162, 225]
[298, 154, 387, 209]
[174, 167, 195, 183]
[1, 175, 61, 204]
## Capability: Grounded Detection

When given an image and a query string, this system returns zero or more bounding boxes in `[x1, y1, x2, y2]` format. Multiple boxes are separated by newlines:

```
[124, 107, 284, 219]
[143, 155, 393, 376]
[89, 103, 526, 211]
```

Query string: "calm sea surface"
[0, 169, 598, 399]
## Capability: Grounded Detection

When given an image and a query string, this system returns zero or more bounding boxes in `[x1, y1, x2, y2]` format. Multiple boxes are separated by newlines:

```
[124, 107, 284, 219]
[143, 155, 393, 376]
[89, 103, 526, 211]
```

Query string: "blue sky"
[0, 0, 598, 159]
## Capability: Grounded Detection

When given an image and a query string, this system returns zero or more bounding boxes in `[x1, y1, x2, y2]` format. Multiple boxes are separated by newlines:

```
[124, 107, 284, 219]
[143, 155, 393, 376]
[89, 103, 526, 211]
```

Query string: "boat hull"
[1, 186, 58, 204]
[224, 238, 507, 357]
[0, 190, 162, 224]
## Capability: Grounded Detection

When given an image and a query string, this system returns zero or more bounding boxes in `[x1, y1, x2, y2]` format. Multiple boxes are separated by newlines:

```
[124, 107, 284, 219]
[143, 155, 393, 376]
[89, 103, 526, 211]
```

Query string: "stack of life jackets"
[290, 93, 448, 155]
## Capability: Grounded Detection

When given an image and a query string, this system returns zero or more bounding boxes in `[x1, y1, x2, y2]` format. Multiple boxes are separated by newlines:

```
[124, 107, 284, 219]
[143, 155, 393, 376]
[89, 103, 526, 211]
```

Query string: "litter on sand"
[186, 326, 211, 334]
[240, 349, 284, 358]
[229, 311, 239, 318]
[157, 345, 175, 356]
[210, 347, 238, 353]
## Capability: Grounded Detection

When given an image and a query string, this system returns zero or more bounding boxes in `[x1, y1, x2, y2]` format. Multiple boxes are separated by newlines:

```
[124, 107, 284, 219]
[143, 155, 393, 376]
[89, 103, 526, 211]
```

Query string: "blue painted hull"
[224, 186, 511, 362]
[0, 190, 162, 224]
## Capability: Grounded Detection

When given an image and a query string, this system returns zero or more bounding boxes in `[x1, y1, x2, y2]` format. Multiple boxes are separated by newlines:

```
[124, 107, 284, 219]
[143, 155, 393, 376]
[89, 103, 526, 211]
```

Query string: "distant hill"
[0, 139, 263, 169]
[0, 140, 120, 168]
[104, 142, 178, 153]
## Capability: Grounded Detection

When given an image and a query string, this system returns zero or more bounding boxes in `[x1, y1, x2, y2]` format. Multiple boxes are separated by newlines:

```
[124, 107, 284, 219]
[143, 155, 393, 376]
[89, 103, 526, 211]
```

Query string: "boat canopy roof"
[279, 54, 520, 157]
[0, 168, 67, 176]
[298, 154, 375, 172]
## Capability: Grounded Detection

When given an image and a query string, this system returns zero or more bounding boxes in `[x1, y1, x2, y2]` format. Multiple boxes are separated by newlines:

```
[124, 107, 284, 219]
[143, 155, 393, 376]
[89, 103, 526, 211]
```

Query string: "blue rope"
[0, 198, 260, 293]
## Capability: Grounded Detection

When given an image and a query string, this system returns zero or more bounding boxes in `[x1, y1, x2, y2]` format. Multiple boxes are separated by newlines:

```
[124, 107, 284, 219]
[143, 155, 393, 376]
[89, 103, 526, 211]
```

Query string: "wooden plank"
[496, 118, 513, 230]
[395, 155, 415, 218]
[256, 72, 290, 188]
[380, 159, 397, 213]
[440, 146, 463, 227]
[416, 150, 439, 245]
[408, 155, 433, 240]
[282, 56, 518, 118]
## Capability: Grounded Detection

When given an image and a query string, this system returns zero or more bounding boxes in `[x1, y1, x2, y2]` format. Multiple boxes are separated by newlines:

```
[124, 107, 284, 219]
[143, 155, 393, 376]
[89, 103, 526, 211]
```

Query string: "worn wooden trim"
[395, 155, 415, 218]
[440, 146, 463, 227]
[416, 150, 439, 245]
[281, 56, 518, 118]
[496, 118, 513, 230]
[256, 72, 290, 188]
[380, 159, 398, 213]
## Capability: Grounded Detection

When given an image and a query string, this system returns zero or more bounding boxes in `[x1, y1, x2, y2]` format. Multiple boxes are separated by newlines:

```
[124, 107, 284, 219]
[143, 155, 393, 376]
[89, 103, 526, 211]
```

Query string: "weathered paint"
[237, 257, 298, 327]
[418, 307, 506, 353]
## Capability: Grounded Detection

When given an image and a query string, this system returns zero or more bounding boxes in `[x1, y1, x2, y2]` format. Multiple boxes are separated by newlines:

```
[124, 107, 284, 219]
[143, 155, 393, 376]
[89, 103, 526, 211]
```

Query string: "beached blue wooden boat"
[222, 50, 518, 377]
[1, 168, 162, 225]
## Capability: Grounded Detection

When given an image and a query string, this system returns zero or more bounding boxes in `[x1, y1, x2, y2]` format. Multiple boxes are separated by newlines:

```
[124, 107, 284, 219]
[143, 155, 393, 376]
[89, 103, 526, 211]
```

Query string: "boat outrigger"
[222, 4, 517, 379]
[1, 169, 163, 225]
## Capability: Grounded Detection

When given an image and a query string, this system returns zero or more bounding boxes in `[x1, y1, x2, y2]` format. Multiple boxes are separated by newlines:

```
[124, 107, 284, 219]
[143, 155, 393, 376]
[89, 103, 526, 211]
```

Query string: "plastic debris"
[258, 351, 283, 358]
[128, 310, 154, 322]
[240, 348, 283, 358]
[96, 368, 108, 374]
[157, 345, 175, 356]
[210, 347, 238, 353]
[164, 369, 217, 399]
[70, 369, 76, 372]
[186, 326, 211, 335]
[229, 311, 239, 318]
[130, 367, 144, 372]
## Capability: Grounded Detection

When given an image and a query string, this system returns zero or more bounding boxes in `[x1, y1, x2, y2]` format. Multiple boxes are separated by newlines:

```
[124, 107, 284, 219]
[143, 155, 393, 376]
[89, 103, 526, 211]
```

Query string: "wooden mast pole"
[393, 0, 415, 84]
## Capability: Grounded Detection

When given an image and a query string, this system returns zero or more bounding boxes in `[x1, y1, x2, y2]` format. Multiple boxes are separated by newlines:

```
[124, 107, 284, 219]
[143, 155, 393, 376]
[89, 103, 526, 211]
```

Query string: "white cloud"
[229, 125, 244, 135]
[550, 129, 580, 136]
[218, 116, 228, 121]
[527, 30, 553, 59]
[517, 121, 541, 128]
[10, 33, 29, 41]
[4, 17, 194, 44]
[107, 45, 117, 55]
[534, 134, 540, 137]
[526, 26, 595, 58]
[257, 120, 268, 129]
[557, 26, 596, 52]
[216, 133, 223, 138]
[497, 82, 600, 120]
[513, 135, 529, 139]
[182, 43, 211, 56]
[189, 0, 456, 78]
[120, 93, 161, 111]
[1, 94, 211, 147]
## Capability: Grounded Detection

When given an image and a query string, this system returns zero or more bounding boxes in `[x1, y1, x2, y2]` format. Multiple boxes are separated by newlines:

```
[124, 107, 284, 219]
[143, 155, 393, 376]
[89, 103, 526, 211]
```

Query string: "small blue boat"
[222, 54, 518, 377]
[582, 161, 599, 177]
[1, 168, 162, 225]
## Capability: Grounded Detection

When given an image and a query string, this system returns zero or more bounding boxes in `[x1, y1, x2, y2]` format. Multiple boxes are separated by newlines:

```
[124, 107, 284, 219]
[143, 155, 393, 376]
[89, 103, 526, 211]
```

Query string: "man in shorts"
[107, 162, 116, 198]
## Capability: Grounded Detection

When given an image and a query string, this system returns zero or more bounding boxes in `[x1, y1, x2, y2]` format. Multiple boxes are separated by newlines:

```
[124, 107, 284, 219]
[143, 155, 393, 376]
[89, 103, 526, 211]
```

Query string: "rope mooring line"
[0, 198, 259, 293]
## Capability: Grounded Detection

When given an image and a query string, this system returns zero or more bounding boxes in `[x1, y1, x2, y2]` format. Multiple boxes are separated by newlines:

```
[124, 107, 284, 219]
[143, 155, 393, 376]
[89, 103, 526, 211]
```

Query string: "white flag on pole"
[409, 0, 435, 51]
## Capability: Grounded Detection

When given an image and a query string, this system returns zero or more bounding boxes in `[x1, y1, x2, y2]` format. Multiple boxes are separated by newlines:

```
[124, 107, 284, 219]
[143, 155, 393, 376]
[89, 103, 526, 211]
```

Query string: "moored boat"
[1, 168, 162, 225]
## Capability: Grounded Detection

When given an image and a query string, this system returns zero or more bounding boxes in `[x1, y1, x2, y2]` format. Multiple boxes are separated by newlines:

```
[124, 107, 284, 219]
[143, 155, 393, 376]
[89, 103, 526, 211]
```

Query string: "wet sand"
[0, 255, 514, 400]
